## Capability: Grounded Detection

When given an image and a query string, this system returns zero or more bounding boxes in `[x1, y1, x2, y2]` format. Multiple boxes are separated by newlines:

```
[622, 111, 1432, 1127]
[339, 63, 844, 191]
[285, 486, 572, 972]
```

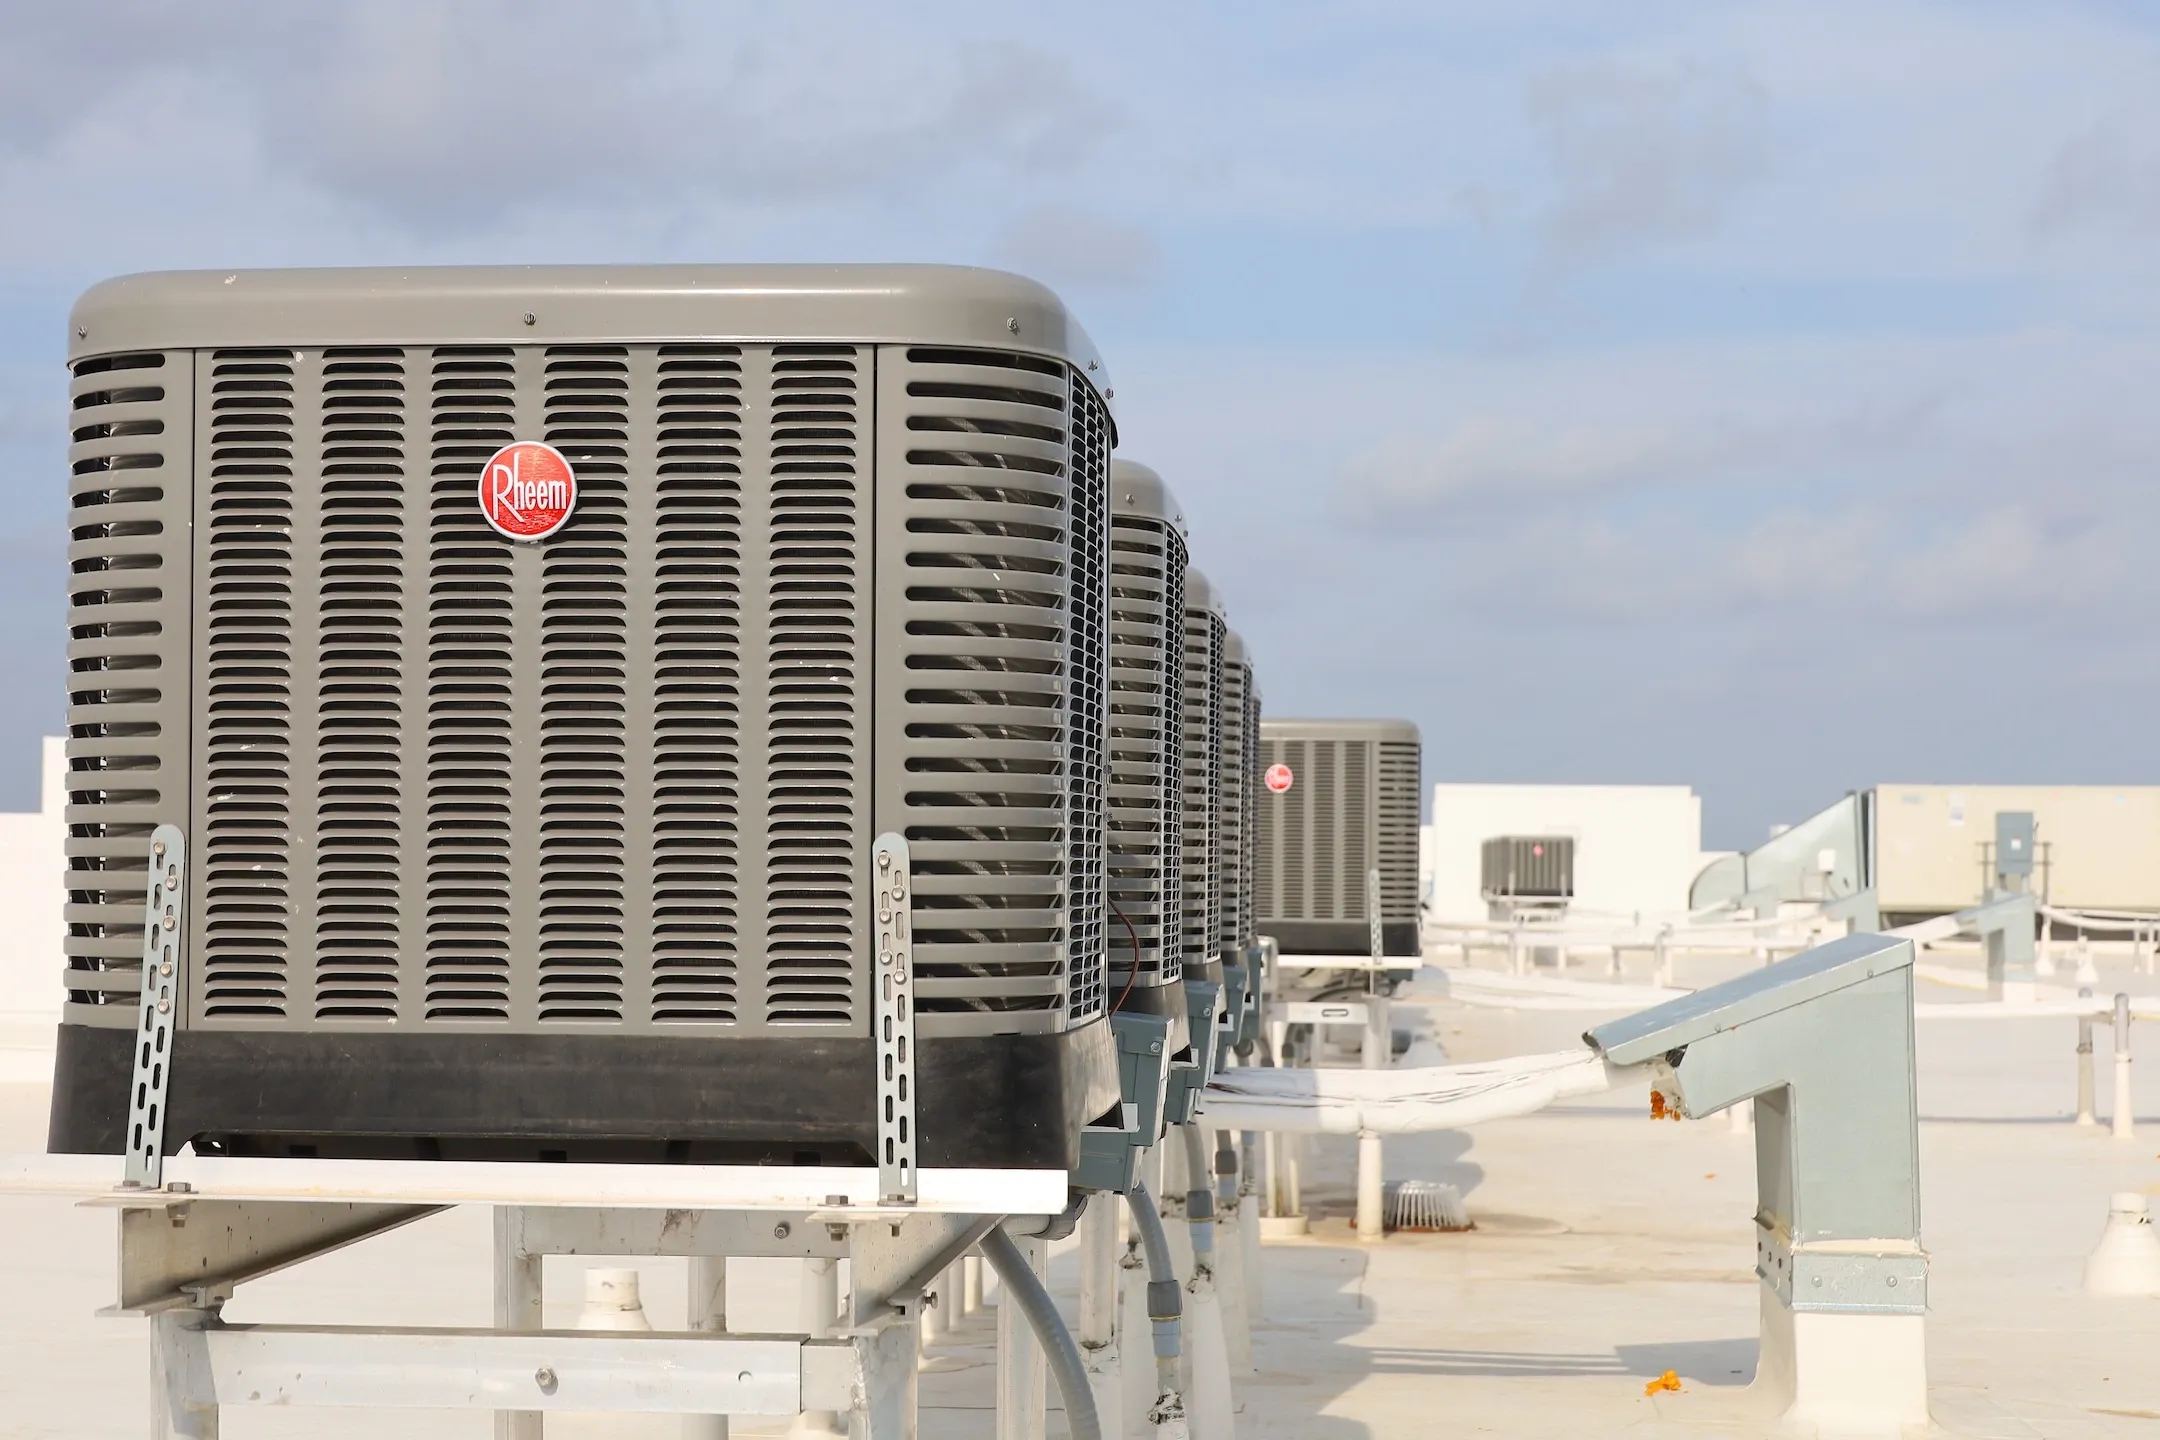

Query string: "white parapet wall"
[1426, 782, 1720, 926]
[0, 738, 64, 1083]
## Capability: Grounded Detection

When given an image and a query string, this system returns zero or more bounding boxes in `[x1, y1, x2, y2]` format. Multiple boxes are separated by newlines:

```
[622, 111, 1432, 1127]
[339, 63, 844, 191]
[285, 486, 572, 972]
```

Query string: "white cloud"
[0, 5, 1113, 241]
[1527, 56, 1771, 268]
[1332, 400, 1937, 525]
[990, 205, 1160, 291]
[2030, 124, 2160, 243]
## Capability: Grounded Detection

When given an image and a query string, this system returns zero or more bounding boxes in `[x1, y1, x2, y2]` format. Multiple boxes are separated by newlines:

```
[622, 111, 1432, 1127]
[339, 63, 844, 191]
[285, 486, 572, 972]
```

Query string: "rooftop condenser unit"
[1179, 570, 1227, 989]
[1255, 718, 1422, 956]
[1105, 460, 1188, 1055]
[52, 264, 1122, 1170]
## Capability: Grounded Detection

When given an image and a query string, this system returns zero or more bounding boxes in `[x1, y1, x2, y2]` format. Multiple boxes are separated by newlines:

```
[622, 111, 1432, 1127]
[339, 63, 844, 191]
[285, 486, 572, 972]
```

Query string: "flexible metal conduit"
[981, 1223, 1103, 1440]
[1126, 1180, 1184, 1398]
[1181, 1123, 1217, 1253]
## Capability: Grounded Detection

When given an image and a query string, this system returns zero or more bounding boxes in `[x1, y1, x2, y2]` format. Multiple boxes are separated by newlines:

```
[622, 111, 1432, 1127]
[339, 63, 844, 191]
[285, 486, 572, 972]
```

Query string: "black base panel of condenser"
[1109, 979, 1191, 1058]
[1266, 920, 1421, 958]
[46, 1021, 1120, 1170]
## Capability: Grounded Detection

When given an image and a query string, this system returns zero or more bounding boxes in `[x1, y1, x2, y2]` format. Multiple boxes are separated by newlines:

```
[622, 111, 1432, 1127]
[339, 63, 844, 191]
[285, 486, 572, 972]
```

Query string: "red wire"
[1110, 899, 1143, 1013]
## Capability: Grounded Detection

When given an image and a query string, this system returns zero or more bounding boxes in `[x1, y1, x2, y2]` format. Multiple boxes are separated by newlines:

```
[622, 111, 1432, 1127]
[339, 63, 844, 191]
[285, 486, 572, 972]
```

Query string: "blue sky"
[3, 1, 2158, 848]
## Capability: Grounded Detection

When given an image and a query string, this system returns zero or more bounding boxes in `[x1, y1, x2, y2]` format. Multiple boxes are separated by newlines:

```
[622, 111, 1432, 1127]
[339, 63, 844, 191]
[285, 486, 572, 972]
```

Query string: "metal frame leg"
[994, 1235, 1047, 1440]
[686, 1255, 728, 1440]
[150, 1309, 218, 1440]
[493, 1206, 543, 1440]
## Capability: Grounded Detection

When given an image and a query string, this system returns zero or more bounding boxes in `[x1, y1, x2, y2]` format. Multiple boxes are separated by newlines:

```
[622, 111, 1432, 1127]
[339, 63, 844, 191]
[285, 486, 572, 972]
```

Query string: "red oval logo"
[478, 442, 577, 541]
[1264, 763, 1294, 794]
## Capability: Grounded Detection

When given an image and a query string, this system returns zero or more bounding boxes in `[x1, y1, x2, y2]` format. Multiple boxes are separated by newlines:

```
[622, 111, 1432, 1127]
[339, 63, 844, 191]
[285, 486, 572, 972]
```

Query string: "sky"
[2, 1, 2158, 849]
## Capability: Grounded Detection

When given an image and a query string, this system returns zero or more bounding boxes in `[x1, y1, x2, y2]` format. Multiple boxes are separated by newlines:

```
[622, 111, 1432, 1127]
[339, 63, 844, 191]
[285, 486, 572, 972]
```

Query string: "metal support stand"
[995, 1234, 1047, 1440]
[493, 1207, 544, 1440]
[687, 1254, 729, 1440]
[2113, 992, 2136, 1141]
[2078, 1009, 2099, 1127]
[1355, 985, 1390, 1243]
[1078, 1195, 1123, 1433]
[14, 1159, 1061, 1440]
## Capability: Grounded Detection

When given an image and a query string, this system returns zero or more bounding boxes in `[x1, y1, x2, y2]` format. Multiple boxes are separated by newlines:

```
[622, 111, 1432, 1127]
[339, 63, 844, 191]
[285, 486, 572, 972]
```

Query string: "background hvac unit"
[52, 264, 1122, 1168]
[1480, 836, 1576, 911]
[1179, 568, 1227, 985]
[1255, 718, 1422, 956]
[1106, 459, 1188, 1055]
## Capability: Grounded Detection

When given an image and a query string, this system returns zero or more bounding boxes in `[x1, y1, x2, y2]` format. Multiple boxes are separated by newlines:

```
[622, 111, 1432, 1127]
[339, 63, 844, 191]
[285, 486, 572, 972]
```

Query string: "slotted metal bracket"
[872, 832, 918, 1205]
[124, 824, 186, 1190]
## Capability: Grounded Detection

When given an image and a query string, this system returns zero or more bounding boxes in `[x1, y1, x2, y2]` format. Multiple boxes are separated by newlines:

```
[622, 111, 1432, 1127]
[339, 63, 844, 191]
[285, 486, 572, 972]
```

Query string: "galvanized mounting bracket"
[872, 832, 918, 1205]
[123, 824, 186, 1190]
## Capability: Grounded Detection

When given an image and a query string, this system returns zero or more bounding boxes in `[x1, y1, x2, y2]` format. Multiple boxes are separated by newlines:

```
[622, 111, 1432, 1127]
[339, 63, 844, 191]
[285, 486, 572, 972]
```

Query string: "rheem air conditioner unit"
[1255, 718, 1422, 957]
[1179, 570, 1227, 990]
[52, 264, 1121, 1169]
[1104, 460, 1189, 1056]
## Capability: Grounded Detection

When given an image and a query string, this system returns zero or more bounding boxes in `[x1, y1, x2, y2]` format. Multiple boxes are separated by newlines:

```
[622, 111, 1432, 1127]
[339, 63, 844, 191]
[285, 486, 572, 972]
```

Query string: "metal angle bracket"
[124, 824, 187, 1190]
[872, 832, 918, 1205]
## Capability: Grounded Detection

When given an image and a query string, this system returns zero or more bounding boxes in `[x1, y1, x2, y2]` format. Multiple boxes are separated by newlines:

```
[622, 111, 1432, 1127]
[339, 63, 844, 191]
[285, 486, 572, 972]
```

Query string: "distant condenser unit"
[52, 265, 1121, 1166]
[1105, 461, 1188, 1052]
[1480, 836, 1575, 902]
[1179, 571, 1227, 982]
[1255, 718, 1422, 956]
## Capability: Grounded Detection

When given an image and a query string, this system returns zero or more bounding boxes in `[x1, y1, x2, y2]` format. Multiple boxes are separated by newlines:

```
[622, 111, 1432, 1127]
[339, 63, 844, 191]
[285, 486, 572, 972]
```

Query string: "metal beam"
[114, 1200, 442, 1315]
[155, 1320, 876, 1415]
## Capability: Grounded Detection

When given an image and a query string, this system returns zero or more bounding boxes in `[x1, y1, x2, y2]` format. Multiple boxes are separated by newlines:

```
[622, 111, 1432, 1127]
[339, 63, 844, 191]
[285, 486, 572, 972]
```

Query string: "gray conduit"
[1126, 1181, 1184, 1401]
[981, 1222, 1104, 1440]
[1181, 1123, 1217, 1259]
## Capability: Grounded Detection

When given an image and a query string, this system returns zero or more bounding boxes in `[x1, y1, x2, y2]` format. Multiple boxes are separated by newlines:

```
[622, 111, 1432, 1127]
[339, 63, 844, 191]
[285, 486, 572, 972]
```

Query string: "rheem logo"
[478, 442, 577, 542]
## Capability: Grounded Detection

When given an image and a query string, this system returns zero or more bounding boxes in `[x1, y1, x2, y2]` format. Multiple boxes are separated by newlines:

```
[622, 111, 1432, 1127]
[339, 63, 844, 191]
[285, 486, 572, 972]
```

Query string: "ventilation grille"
[1106, 515, 1184, 990]
[1376, 739, 1422, 918]
[1238, 678, 1261, 947]
[64, 351, 191, 1027]
[124, 341, 1101, 1037]
[1256, 730, 1421, 928]
[1061, 385, 1109, 1026]
[1179, 609, 1224, 974]
[315, 348, 407, 1021]
[164, 344, 881, 1034]
[762, 346, 864, 1026]
[424, 346, 516, 1022]
[538, 347, 631, 1021]
[198, 349, 296, 1017]
[1217, 654, 1250, 954]
[880, 347, 1105, 1036]
[651, 345, 744, 1024]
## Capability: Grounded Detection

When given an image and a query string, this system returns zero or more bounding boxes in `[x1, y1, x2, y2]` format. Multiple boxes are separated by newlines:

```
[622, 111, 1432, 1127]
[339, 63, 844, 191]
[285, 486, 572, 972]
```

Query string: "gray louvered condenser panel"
[64, 352, 196, 1029]
[872, 347, 1109, 1038]
[1179, 607, 1224, 976]
[1238, 671, 1261, 949]
[1105, 511, 1186, 989]
[1255, 719, 1421, 955]
[176, 344, 880, 1034]
[1376, 738, 1421, 922]
[1217, 644, 1251, 959]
